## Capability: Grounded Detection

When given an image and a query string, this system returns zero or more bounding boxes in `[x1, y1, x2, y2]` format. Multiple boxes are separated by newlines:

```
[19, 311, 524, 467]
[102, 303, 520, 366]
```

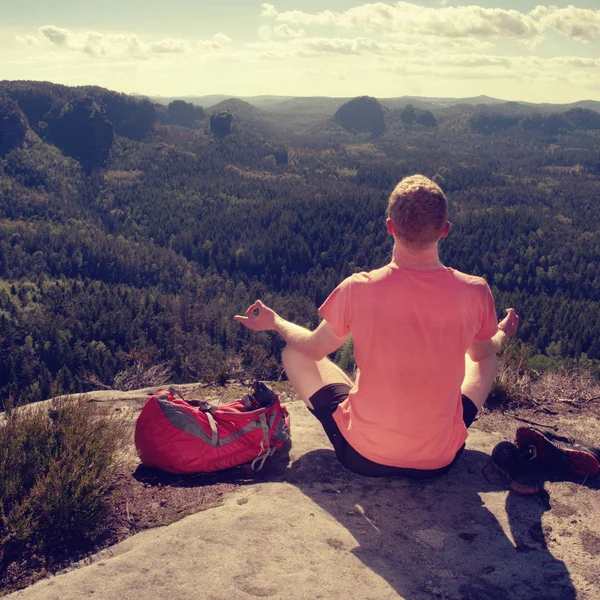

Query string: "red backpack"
[135, 381, 291, 474]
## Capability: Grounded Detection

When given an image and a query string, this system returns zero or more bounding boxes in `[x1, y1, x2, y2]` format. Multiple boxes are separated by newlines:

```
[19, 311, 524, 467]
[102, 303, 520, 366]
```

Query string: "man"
[235, 174, 519, 477]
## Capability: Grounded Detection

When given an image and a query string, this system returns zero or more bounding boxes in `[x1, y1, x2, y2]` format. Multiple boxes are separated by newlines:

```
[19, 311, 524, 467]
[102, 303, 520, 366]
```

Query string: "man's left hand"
[234, 300, 278, 331]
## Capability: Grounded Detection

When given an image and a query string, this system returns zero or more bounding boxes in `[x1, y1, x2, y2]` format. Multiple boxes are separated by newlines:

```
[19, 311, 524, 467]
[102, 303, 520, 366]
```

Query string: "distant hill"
[141, 94, 294, 111]
[205, 98, 264, 117]
[380, 95, 507, 111]
[535, 100, 600, 114]
[141, 93, 600, 118]
[270, 97, 349, 115]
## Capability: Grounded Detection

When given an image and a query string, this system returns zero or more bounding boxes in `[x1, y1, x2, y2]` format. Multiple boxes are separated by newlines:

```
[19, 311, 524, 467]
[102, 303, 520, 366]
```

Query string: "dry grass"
[489, 346, 600, 410]
[113, 361, 172, 392]
[79, 361, 173, 393]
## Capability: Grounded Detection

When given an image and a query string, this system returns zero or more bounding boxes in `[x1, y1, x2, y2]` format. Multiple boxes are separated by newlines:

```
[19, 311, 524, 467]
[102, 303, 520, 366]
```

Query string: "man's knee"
[486, 354, 500, 375]
[281, 344, 295, 367]
[281, 345, 307, 372]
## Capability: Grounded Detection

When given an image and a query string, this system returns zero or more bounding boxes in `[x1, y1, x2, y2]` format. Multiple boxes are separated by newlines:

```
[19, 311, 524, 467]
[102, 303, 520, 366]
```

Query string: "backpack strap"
[250, 413, 274, 471]
[169, 386, 185, 401]
[198, 401, 218, 445]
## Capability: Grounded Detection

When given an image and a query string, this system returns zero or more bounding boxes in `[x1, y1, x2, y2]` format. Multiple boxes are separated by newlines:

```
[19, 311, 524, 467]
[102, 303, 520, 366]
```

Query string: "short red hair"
[388, 175, 448, 248]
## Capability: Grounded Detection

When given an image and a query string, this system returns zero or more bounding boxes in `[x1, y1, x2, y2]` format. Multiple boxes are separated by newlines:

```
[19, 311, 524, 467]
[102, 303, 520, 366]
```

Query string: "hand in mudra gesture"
[234, 300, 278, 331]
[498, 308, 519, 337]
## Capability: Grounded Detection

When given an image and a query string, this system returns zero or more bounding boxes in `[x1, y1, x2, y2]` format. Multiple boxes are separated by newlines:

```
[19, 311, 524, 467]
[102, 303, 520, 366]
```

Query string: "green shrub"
[0, 397, 130, 571]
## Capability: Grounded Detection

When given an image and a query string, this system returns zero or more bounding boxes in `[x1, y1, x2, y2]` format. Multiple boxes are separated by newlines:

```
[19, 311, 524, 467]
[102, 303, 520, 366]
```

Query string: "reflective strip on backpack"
[157, 396, 263, 447]
[218, 421, 260, 445]
[157, 397, 216, 445]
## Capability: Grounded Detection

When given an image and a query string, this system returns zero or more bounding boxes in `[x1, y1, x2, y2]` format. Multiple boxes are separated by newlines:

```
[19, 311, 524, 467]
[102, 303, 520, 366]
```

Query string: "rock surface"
[6, 387, 600, 600]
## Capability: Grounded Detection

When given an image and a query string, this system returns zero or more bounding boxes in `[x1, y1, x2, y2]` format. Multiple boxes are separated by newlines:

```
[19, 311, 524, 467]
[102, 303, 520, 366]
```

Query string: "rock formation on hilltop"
[0, 96, 27, 156]
[77, 87, 158, 141]
[1, 81, 158, 142]
[399, 104, 437, 128]
[167, 100, 205, 128]
[46, 97, 114, 171]
[210, 110, 233, 138]
[334, 96, 385, 138]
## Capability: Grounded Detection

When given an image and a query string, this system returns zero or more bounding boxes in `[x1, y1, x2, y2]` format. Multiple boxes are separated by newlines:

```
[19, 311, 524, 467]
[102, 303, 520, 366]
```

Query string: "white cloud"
[261, 2, 600, 43]
[33, 26, 230, 59]
[530, 5, 600, 42]
[547, 56, 600, 68]
[248, 36, 489, 59]
[261, 2, 543, 42]
[383, 52, 600, 84]
[16, 34, 42, 47]
[273, 24, 305, 38]
[299, 36, 390, 55]
[39, 25, 70, 46]
[213, 33, 232, 45]
[198, 33, 232, 50]
[261, 3, 278, 18]
[148, 39, 192, 54]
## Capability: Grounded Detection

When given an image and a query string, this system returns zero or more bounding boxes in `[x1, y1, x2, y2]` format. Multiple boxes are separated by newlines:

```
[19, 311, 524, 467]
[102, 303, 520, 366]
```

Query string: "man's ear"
[386, 218, 395, 236]
[439, 221, 451, 239]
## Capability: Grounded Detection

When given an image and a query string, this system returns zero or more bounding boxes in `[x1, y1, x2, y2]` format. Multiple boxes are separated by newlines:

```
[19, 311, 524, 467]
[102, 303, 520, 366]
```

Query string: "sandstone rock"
[46, 98, 114, 171]
[0, 96, 27, 157]
[335, 96, 385, 138]
[210, 110, 233, 138]
[167, 100, 204, 128]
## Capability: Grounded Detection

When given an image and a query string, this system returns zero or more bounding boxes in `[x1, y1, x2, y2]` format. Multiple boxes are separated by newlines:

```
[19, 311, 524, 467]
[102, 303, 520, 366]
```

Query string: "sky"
[2, 1, 600, 103]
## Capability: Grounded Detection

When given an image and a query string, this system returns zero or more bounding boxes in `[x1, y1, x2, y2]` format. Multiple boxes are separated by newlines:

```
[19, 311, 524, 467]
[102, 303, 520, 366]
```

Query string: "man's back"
[319, 263, 498, 470]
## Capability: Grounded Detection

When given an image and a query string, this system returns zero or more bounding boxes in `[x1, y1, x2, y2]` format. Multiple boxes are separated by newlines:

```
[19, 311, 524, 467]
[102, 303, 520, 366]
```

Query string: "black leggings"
[308, 384, 478, 479]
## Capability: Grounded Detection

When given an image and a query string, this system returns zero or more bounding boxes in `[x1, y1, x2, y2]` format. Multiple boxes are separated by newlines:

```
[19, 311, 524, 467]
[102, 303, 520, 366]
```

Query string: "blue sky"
[3, 1, 600, 102]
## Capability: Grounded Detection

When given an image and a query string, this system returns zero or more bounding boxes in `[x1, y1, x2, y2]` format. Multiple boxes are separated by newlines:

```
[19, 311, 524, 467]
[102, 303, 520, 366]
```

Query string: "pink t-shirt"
[318, 264, 498, 470]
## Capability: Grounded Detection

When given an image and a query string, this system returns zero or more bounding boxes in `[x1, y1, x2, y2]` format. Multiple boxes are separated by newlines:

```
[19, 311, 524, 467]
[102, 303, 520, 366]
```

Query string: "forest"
[1, 80, 600, 406]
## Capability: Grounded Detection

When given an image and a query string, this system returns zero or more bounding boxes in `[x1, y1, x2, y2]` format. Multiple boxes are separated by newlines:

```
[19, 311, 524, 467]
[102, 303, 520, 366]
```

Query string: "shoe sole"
[516, 427, 599, 478]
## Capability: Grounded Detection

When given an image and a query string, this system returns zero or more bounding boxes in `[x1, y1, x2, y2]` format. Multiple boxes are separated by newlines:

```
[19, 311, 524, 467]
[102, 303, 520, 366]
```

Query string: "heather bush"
[0, 397, 130, 574]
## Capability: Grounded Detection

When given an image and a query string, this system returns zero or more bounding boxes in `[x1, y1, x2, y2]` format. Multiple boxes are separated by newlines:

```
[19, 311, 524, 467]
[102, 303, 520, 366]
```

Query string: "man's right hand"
[498, 308, 519, 337]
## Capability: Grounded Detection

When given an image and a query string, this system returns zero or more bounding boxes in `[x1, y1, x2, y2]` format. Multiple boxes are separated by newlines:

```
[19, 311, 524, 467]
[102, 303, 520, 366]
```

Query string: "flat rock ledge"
[6, 388, 600, 600]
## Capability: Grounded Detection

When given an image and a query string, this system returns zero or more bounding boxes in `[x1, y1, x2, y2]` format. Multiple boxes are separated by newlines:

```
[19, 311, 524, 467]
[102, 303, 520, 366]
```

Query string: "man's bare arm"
[234, 300, 347, 361]
[467, 308, 519, 362]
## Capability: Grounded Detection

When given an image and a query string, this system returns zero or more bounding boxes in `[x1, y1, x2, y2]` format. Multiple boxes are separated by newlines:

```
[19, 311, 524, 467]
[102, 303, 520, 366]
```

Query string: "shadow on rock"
[131, 438, 292, 488]
[287, 448, 576, 600]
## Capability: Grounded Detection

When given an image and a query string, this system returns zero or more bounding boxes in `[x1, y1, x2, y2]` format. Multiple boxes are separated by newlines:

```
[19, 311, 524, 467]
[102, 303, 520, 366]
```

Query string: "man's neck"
[390, 239, 444, 271]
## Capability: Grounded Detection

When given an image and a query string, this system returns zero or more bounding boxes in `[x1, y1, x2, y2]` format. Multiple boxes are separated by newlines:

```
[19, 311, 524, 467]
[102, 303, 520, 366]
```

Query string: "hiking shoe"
[491, 441, 542, 495]
[515, 427, 600, 479]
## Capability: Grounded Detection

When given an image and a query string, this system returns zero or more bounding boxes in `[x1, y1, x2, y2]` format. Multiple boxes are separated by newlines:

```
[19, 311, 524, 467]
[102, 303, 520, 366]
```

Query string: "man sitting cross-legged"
[235, 174, 519, 478]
